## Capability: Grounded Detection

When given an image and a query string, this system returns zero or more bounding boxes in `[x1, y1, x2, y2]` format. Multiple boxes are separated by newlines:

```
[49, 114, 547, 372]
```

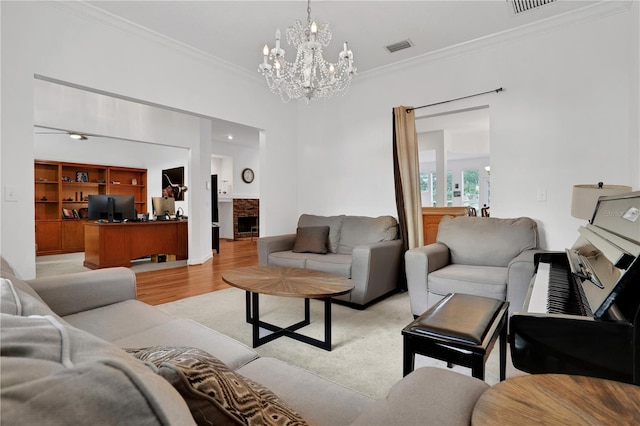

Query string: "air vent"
[385, 39, 413, 53]
[510, 0, 557, 14]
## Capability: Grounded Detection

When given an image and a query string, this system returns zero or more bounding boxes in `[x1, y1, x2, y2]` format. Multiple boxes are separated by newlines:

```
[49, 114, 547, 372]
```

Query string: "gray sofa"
[405, 216, 540, 318]
[258, 214, 403, 308]
[1, 257, 490, 425]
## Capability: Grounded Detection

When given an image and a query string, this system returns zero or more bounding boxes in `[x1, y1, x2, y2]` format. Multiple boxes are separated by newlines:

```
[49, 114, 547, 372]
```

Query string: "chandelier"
[258, 0, 356, 103]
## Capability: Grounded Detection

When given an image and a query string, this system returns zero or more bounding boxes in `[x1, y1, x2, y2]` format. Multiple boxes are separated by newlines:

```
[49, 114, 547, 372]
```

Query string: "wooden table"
[84, 220, 188, 269]
[472, 374, 640, 425]
[222, 266, 353, 351]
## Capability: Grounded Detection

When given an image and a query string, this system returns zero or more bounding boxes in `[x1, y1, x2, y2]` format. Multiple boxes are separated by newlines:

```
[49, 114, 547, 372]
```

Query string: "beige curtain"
[393, 106, 423, 256]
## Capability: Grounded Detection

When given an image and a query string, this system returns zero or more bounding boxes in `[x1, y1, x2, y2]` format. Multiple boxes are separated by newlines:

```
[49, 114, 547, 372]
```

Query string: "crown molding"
[46, 1, 263, 84]
[357, 1, 633, 83]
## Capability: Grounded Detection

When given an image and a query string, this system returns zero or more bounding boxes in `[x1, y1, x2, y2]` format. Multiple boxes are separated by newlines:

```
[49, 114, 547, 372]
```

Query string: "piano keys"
[510, 191, 640, 385]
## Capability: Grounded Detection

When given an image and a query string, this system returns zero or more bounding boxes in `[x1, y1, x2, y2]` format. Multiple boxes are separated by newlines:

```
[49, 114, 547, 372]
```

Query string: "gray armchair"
[405, 215, 540, 317]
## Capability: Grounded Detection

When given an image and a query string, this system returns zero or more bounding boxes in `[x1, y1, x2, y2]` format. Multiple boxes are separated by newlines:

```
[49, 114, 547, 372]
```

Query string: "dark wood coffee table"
[222, 266, 353, 351]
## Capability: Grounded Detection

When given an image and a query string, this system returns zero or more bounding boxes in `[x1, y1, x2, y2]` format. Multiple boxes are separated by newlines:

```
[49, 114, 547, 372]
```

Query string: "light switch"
[536, 189, 547, 202]
[4, 185, 17, 202]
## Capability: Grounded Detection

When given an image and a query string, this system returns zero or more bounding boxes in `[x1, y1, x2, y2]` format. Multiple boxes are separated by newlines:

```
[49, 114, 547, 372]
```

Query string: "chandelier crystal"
[258, 0, 356, 103]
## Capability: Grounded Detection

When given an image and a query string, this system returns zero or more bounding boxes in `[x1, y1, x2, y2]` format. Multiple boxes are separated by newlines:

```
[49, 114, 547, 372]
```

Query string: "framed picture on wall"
[162, 166, 186, 201]
[76, 171, 89, 183]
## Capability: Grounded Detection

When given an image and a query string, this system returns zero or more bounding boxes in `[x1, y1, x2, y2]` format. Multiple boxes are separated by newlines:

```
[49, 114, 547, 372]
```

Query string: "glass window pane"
[462, 169, 480, 209]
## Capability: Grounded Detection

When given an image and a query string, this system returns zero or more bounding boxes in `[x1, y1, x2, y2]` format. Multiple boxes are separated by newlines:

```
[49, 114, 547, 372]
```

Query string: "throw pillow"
[127, 346, 308, 426]
[292, 226, 329, 254]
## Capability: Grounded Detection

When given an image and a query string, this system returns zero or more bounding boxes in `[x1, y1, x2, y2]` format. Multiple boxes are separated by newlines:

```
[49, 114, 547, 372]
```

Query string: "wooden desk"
[472, 374, 640, 425]
[422, 207, 468, 244]
[84, 220, 188, 269]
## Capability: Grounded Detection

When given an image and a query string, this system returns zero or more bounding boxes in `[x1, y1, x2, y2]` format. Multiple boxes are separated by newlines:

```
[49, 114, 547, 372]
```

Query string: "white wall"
[2, 2, 638, 277]
[1, 1, 299, 278]
[296, 2, 639, 250]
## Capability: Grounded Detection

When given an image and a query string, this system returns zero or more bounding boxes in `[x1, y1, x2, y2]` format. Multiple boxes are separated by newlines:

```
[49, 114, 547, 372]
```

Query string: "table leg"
[324, 298, 331, 348]
[245, 291, 252, 323]
[403, 337, 415, 377]
[471, 355, 485, 380]
[499, 312, 507, 381]
[252, 291, 260, 348]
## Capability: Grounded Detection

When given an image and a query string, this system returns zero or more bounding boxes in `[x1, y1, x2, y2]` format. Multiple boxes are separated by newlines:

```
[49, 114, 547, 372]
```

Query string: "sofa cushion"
[437, 216, 538, 267]
[1, 278, 20, 315]
[63, 299, 174, 342]
[429, 264, 508, 300]
[337, 216, 398, 255]
[128, 346, 308, 426]
[305, 254, 352, 278]
[268, 251, 308, 269]
[352, 367, 489, 426]
[0, 278, 57, 317]
[113, 318, 258, 371]
[292, 226, 329, 254]
[237, 357, 373, 426]
[298, 214, 345, 254]
[1, 314, 194, 425]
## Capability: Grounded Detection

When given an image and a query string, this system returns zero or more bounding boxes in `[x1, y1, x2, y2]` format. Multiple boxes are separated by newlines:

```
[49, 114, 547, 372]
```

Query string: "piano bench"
[402, 293, 509, 382]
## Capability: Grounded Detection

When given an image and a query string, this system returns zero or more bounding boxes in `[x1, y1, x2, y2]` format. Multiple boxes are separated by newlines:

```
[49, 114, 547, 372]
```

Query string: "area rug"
[158, 288, 516, 399]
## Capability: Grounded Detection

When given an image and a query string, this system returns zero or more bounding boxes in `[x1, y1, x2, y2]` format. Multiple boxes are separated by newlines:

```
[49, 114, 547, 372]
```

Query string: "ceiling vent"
[385, 39, 413, 53]
[510, 0, 556, 14]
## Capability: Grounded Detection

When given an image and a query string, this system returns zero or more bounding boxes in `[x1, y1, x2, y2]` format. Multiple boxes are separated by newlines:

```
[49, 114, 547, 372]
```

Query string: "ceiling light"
[227, 135, 234, 140]
[258, 0, 356, 102]
[69, 132, 87, 140]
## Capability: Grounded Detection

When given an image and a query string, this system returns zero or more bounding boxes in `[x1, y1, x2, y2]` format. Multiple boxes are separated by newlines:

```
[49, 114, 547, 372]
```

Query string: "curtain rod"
[406, 87, 503, 113]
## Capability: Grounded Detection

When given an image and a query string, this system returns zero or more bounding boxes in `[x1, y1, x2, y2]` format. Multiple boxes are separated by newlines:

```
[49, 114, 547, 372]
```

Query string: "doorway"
[415, 107, 490, 209]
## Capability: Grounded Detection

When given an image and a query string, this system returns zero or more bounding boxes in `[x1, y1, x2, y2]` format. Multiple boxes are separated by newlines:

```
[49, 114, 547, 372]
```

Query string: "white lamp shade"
[571, 184, 632, 220]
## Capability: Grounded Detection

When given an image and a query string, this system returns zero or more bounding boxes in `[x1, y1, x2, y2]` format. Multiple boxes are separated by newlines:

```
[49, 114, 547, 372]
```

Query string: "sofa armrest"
[352, 367, 489, 426]
[507, 249, 543, 314]
[257, 234, 296, 265]
[351, 239, 403, 304]
[405, 243, 450, 316]
[26, 268, 137, 316]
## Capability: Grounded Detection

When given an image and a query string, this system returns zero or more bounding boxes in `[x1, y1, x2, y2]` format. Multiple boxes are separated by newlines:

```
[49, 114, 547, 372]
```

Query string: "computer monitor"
[88, 195, 136, 222]
[152, 196, 176, 217]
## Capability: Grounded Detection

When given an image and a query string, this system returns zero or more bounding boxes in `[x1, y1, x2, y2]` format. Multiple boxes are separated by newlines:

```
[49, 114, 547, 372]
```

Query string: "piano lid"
[591, 190, 640, 245]
[579, 190, 640, 318]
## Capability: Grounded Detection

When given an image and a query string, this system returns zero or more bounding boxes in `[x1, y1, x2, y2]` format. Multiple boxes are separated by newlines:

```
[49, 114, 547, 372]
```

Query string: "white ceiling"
[44, 1, 599, 147]
[87, 0, 597, 75]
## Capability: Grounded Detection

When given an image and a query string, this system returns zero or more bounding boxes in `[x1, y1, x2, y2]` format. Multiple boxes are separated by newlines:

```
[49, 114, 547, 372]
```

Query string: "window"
[462, 169, 480, 209]
[419, 172, 429, 192]
[430, 171, 453, 206]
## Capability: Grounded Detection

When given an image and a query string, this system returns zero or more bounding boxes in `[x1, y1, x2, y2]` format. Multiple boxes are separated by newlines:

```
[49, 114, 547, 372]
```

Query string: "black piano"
[511, 191, 640, 385]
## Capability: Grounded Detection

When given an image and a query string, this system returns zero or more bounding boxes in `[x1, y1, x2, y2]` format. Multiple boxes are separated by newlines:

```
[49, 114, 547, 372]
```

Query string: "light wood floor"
[135, 239, 258, 305]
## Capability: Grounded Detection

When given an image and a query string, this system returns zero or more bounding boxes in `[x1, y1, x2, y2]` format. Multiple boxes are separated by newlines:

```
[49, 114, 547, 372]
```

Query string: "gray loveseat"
[1, 257, 490, 425]
[405, 216, 540, 318]
[258, 214, 403, 308]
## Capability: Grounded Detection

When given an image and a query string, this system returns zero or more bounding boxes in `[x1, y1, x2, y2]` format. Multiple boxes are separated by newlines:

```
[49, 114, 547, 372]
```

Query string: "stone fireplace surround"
[233, 198, 259, 240]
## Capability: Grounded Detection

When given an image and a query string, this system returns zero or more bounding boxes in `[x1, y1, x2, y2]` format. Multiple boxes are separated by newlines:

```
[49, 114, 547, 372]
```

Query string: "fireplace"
[233, 198, 259, 240]
[238, 216, 258, 233]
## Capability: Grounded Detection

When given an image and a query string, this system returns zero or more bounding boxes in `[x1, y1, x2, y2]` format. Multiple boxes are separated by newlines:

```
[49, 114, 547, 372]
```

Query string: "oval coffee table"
[222, 266, 354, 351]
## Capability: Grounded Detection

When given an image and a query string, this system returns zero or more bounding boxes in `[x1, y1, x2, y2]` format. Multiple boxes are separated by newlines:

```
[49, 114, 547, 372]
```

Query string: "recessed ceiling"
[86, 1, 598, 75]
